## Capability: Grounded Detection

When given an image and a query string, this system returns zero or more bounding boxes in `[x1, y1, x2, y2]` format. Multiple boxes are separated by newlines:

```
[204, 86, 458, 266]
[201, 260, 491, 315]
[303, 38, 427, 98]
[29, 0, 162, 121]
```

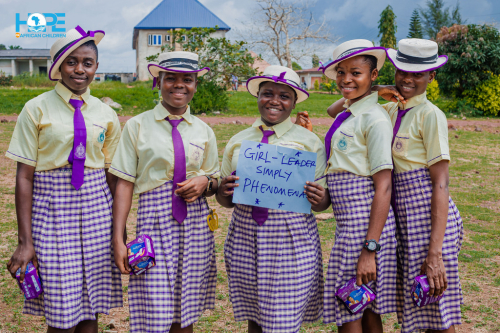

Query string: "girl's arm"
[304, 181, 331, 212]
[112, 178, 134, 274]
[7, 162, 37, 283]
[105, 169, 118, 198]
[327, 98, 347, 119]
[216, 175, 239, 208]
[421, 160, 450, 297]
[356, 169, 392, 286]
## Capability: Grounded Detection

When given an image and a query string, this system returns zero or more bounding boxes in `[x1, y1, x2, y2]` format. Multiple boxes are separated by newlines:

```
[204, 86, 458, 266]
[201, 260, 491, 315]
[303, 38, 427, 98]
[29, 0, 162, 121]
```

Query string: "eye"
[353, 72, 361, 76]
[337, 70, 344, 75]
[280, 94, 290, 100]
[184, 77, 193, 82]
[165, 76, 175, 81]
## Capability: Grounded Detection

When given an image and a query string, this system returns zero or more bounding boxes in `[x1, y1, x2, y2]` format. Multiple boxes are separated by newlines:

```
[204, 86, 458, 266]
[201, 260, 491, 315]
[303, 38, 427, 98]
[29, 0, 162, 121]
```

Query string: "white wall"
[0, 60, 12, 75]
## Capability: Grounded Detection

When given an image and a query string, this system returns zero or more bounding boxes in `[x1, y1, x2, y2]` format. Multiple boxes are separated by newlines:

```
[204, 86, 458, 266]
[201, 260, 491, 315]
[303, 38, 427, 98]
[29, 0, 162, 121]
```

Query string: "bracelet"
[204, 175, 212, 194]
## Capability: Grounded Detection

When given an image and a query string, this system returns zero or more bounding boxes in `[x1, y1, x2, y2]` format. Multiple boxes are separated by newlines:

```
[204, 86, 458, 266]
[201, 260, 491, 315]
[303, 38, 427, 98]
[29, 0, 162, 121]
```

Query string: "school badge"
[393, 137, 406, 154]
[75, 142, 86, 159]
[98, 130, 105, 144]
[337, 137, 348, 151]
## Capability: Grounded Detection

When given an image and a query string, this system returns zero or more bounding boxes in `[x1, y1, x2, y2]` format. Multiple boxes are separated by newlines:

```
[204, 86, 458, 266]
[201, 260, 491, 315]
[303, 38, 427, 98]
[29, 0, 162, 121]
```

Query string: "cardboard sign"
[232, 140, 317, 214]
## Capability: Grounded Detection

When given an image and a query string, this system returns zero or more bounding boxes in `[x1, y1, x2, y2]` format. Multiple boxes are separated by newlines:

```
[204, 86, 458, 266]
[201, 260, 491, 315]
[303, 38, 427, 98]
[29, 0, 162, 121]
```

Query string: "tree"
[408, 9, 424, 38]
[378, 5, 397, 48]
[292, 61, 302, 70]
[246, 0, 334, 68]
[0, 44, 6, 50]
[419, 0, 466, 39]
[312, 54, 320, 68]
[9, 45, 22, 49]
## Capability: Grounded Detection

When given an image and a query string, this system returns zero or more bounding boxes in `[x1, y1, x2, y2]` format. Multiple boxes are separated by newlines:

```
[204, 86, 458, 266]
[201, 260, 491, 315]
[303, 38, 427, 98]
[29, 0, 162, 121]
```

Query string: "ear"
[428, 71, 436, 83]
[371, 68, 379, 82]
[194, 79, 198, 94]
[95, 61, 99, 71]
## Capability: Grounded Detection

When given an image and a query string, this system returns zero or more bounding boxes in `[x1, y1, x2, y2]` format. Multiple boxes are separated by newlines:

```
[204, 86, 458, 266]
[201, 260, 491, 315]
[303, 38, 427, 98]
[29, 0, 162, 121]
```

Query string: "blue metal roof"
[134, 0, 230, 31]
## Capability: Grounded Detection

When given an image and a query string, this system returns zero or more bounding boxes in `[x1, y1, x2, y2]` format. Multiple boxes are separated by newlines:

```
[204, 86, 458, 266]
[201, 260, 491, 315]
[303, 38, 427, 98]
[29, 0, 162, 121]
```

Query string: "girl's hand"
[420, 252, 448, 297]
[373, 85, 407, 104]
[175, 176, 209, 203]
[294, 111, 313, 131]
[7, 243, 38, 283]
[113, 240, 131, 274]
[304, 181, 325, 206]
[356, 248, 377, 286]
[219, 175, 239, 197]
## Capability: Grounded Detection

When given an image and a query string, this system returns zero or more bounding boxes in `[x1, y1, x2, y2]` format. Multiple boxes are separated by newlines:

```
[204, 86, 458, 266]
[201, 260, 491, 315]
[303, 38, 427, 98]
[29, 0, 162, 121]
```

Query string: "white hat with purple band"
[322, 39, 386, 80]
[386, 38, 448, 73]
[49, 25, 105, 81]
[246, 65, 309, 103]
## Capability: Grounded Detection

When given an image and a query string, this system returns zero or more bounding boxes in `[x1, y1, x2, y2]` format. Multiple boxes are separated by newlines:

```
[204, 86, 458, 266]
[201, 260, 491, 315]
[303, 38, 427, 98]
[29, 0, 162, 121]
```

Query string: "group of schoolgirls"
[5, 24, 462, 333]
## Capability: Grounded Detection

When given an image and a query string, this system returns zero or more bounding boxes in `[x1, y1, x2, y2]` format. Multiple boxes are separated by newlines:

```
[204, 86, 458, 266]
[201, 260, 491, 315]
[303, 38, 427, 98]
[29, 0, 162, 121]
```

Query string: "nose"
[75, 62, 85, 74]
[343, 73, 353, 84]
[174, 77, 184, 88]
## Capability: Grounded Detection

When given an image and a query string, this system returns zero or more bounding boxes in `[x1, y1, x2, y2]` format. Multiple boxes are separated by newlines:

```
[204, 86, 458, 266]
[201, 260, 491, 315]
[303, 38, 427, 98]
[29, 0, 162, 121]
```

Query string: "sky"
[0, 0, 498, 72]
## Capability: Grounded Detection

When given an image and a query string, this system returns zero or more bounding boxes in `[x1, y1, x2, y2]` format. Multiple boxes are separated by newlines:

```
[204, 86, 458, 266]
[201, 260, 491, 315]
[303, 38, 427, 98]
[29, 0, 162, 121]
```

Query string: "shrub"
[190, 77, 229, 113]
[12, 72, 55, 87]
[442, 98, 483, 117]
[0, 71, 13, 86]
[375, 60, 395, 85]
[314, 80, 319, 91]
[464, 74, 500, 116]
[320, 75, 338, 94]
[426, 79, 440, 101]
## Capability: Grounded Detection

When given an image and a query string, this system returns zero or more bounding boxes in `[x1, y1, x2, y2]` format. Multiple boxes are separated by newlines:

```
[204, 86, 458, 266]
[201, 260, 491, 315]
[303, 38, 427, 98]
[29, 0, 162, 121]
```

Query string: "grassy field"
[0, 120, 499, 332]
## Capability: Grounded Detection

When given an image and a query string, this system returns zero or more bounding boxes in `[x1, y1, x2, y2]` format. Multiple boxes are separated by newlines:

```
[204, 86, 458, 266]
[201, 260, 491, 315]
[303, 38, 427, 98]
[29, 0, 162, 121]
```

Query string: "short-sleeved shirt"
[326, 92, 393, 176]
[6, 82, 121, 171]
[109, 104, 220, 194]
[381, 92, 450, 174]
[221, 117, 327, 188]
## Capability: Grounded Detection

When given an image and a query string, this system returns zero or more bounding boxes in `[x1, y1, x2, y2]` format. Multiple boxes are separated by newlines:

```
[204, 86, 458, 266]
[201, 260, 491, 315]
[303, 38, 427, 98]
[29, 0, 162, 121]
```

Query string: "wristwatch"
[363, 239, 381, 252]
[204, 176, 213, 194]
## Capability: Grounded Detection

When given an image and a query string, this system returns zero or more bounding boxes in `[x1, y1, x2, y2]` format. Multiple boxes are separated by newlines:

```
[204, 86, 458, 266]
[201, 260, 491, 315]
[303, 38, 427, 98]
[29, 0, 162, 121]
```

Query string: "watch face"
[367, 241, 377, 251]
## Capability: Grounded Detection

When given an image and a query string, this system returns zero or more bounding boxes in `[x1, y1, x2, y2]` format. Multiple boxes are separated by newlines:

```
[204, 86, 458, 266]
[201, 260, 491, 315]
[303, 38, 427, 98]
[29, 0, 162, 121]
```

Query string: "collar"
[252, 117, 293, 138]
[154, 103, 194, 124]
[399, 91, 427, 110]
[343, 91, 378, 116]
[55, 81, 90, 105]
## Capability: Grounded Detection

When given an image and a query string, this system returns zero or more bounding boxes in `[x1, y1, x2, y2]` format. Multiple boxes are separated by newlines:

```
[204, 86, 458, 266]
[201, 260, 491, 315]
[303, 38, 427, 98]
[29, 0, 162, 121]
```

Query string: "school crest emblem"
[337, 137, 348, 151]
[75, 142, 86, 159]
[98, 131, 105, 144]
[394, 138, 404, 153]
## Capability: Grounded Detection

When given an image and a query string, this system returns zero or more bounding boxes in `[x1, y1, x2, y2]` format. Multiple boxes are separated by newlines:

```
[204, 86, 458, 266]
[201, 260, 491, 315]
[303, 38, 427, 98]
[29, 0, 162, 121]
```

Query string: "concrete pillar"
[11, 59, 16, 76]
[47, 59, 51, 70]
[29, 59, 33, 75]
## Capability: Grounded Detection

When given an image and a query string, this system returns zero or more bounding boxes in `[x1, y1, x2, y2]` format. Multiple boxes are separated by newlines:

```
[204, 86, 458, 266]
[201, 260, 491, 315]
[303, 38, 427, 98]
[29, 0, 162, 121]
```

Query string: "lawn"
[0, 120, 499, 332]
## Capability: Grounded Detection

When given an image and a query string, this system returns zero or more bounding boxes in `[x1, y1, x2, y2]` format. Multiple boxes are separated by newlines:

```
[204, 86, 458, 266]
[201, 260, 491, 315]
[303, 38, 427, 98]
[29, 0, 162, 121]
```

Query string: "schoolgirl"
[6, 26, 123, 332]
[216, 65, 329, 333]
[110, 51, 220, 333]
[320, 39, 398, 332]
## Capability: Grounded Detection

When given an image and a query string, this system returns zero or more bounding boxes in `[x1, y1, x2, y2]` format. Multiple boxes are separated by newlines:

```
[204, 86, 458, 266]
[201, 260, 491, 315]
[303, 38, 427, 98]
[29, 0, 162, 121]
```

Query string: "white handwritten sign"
[232, 140, 317, 214]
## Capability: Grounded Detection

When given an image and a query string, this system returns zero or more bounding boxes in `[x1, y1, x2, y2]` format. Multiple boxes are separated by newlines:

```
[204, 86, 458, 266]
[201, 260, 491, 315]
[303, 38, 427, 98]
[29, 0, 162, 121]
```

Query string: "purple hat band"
[246, 71, 310, 100]
[322, 46, 386, 75]
[49, 25, 104, 81]
[386, 48, 448, 73]
[148, 64, 210, 90]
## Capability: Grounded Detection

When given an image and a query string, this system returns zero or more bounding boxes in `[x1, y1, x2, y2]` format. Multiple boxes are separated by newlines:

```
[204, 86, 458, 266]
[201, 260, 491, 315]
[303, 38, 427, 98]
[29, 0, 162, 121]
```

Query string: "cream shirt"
[221, 117, 327, 188]
[326, 92, 394, 176]
[381, 92, 450, 174]
[6, 82, 121, 171]
[109, 104, 220, 194]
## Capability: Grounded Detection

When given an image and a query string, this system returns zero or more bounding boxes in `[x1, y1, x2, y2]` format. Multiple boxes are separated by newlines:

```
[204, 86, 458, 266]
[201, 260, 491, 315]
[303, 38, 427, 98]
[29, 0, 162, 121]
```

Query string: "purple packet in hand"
[127, 234, 156, 276]
[411, 275, 444, 307]
[335, 277, 376, 314]
[16, 262, 43, 300]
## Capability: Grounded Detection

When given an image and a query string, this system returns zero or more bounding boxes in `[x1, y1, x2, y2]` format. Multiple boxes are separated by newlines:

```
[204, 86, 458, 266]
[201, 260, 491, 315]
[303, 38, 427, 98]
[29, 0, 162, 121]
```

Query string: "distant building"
[295, 67, 324, 90]
[0, 49, 51, 76]
[133, 0, 230, 81]
[250, 51, 271, 74]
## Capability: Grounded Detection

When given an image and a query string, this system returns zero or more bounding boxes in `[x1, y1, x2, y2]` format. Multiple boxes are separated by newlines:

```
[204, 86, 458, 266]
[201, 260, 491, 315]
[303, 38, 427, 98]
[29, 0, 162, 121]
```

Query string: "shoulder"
[227, 126, 255, 145]
[290, 124, 322, 142]
[124, 109, 154, 130]
[419, 101, 447, 123]
[24, 89, 57, 109]
[190, 116, 216, 136]
[362, 104, 392, 123]
[87, 95, 117, 114]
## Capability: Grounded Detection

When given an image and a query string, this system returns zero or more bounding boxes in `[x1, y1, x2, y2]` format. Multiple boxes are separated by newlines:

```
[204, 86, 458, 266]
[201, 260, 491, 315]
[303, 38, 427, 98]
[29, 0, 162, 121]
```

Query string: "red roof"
[296, 67, 322, 73]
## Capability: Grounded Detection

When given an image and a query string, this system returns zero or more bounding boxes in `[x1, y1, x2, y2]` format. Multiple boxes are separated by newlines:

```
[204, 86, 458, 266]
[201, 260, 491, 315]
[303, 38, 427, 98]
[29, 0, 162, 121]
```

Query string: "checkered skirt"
[394, 168, 463, 333]
[25, 166, 123, 329]
[128, 181, 216, 332]
[224, 204, 324, 333]
[324, 172, 398, 325]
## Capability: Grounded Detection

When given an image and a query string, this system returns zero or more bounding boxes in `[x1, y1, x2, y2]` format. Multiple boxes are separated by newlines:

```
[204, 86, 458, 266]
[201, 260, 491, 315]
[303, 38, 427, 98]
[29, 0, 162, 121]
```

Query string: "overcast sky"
[0, 0, 498, 72]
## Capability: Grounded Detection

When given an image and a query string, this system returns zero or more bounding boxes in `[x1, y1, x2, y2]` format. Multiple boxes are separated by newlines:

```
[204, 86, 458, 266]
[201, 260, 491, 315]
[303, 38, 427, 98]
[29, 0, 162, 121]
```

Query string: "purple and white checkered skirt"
[394, 168, 463, 333]
[25, 166, 123, 329]
[324, 172, 398, 325]
[224, 204, 324, 333]
[128, 181, 216, 332]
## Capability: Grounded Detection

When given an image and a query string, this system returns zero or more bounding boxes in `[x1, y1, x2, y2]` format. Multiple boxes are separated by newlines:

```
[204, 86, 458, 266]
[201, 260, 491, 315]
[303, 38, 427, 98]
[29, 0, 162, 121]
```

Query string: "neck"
[348, 88, 372, 105]
[260, 116, 281, 128]
[61, 80, 87, 96]
[162, 100, 188, 115]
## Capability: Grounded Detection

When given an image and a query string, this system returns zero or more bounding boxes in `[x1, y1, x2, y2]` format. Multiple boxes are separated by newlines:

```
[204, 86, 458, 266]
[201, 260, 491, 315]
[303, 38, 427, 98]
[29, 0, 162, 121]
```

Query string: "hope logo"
[337, 137, 348, 151]
[98, 131, 105, 144]
[394, 139, 404, 153]
[27, 13, 46, 32]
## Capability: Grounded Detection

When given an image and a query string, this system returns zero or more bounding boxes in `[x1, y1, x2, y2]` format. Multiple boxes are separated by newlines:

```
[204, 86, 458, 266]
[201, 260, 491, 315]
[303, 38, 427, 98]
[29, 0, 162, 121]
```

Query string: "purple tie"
[167, 118, 187, 224]
[324, 110, 351, 159]
[252, 126, 275, 226]
[68, 99, 86, 190]
[391, 107, 413, 211]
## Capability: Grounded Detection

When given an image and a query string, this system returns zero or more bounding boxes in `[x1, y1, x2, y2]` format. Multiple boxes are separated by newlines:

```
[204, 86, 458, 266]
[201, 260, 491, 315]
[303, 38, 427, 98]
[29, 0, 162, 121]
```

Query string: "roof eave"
[134, 26, 230, 31]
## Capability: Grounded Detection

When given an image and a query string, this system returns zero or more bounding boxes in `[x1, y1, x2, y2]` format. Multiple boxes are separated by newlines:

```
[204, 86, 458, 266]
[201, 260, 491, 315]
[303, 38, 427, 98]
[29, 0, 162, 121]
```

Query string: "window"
[148, 34, 162, 46]
[182, 35, 187, 42]
[165, 35, 171, 42]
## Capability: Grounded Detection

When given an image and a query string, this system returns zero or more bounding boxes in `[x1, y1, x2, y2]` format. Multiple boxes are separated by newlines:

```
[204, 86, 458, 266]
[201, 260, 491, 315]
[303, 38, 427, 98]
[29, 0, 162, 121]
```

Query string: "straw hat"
[148, 51, 209, 78]
[386, 38, 448, 73]
[246, 65, 309, 103]
[49, 25, 104, 81]
[322, 39, 386, 80]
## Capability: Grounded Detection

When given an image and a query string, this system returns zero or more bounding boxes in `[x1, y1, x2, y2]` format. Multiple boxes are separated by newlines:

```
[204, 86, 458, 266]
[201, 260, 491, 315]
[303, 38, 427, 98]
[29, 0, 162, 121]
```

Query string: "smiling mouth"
[71, 77, 87, 82]
[341, 86, 356, 92]
[267, 107, 282, 113]
[171, 92, 186, 97]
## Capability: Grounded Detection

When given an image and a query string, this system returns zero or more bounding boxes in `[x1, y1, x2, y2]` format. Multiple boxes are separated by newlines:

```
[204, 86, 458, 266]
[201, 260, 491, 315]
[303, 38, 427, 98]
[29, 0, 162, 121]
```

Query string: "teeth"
[269, 108, 280, 112]
[402, 86, 413, 90]
[342, 87, 355, 91]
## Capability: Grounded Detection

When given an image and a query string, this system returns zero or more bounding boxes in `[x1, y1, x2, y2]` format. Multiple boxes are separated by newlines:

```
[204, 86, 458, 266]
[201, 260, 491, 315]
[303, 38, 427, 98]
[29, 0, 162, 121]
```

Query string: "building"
[295, 67, 324, 90]
[133, 0, 230, 81]
[250, 51, 271, 75]
[0, 49, 51, 76]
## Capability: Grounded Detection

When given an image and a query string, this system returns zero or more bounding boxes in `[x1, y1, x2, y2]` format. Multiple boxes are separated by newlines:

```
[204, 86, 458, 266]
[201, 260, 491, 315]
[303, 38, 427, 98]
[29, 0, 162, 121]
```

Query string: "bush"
[426, 79, 440, 101]
[320, 75, 338, 94]
[314, 80, 319, 91]
[375, 60, 395, 85]
[190, 78, 229, 113]
[0, 71, 13, 86]
[12, 72, 55, 87]
[442, 98, 483, 117]
[464, 74, 500, 116]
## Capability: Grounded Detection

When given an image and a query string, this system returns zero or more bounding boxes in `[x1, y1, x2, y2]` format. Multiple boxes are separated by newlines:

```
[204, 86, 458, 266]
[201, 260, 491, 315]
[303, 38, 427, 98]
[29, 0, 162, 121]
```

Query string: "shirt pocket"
[333, 130, 354, 154]
[187, 140, 206, 169]
[277, 141, 306, 151]
[392, 132, 409, 158]
[92, 123, 107, 149]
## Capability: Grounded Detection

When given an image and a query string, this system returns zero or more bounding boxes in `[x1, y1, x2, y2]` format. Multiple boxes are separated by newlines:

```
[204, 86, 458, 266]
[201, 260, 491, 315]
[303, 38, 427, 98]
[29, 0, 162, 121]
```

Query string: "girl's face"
[335, 56, 378, 104]
[160, 72, 197, 114]
[60, 45, 98, 95]
[257, 82, 296, 127]
[395, 69, 436, 100]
